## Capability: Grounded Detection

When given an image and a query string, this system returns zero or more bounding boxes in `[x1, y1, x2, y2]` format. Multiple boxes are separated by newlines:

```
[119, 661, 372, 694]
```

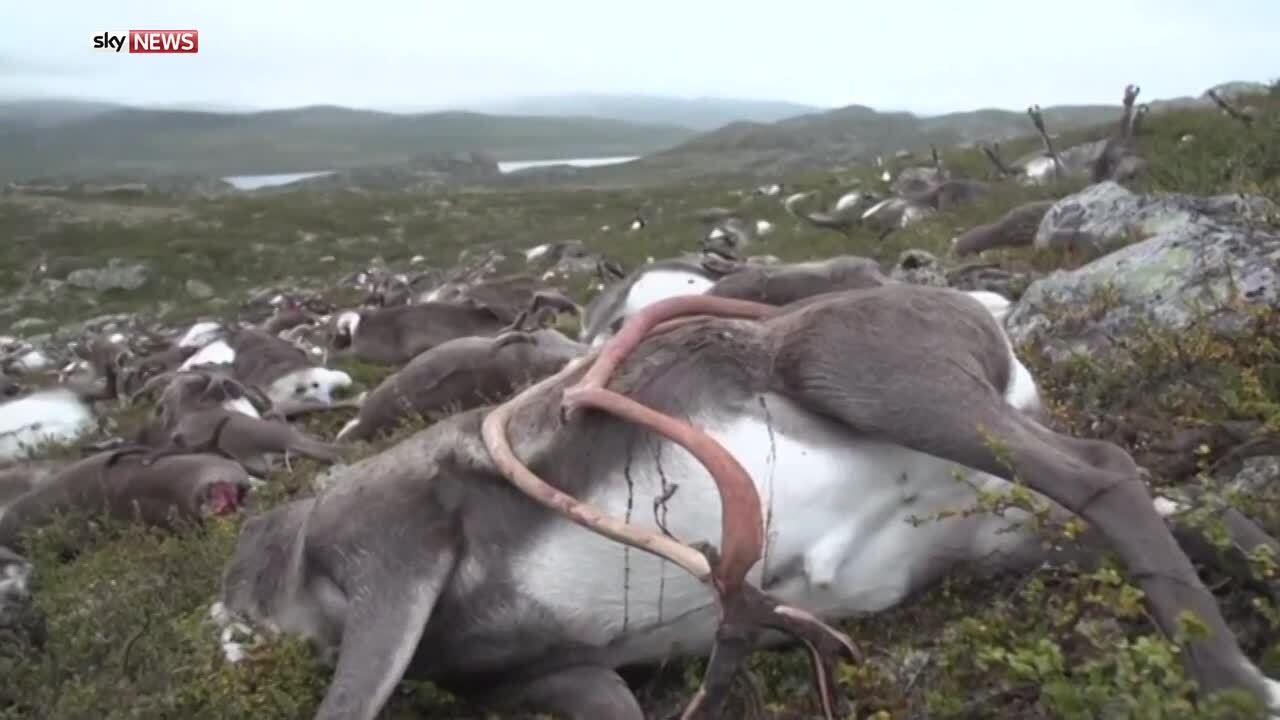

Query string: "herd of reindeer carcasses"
[3, 83, 1280, 720]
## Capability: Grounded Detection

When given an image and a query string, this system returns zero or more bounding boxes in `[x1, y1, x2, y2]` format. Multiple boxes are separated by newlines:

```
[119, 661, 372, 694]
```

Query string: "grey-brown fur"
[0, 449, 251, 551]
[337, 329, 586, 442]
[428, 275, 561, 323]
[227, 327, 317, 389]
[219, 283, 1280, 720]
[332, 302, 513, 366]
[912, 178, 990, 210]
[952, 200, 1056, 256]
[132, 369, 343, 477]
[116, 344, 197, 399]
[708, 255, 891, 305]
[0, 373, 22, 400]
[262, 304, 321, 335]
[0, 460, 67, 507]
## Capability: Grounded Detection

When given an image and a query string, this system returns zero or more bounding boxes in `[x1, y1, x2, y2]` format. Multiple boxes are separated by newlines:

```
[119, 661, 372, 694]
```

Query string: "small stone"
[185, 279, 215, 299]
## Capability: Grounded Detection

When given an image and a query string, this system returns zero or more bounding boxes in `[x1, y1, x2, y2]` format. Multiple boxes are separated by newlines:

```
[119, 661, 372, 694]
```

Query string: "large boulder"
[1006, 182, 1279, 361]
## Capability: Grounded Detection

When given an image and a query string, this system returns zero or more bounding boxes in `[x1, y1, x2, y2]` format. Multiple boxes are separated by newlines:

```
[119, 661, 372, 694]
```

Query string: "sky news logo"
[92, 30, 199, 54]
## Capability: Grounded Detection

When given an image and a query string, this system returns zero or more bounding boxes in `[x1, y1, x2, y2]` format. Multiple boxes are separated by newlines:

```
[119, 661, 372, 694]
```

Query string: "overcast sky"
[2, 0, 1276, 115]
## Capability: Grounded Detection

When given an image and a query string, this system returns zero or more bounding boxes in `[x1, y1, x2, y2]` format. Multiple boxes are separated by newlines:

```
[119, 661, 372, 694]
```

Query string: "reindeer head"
[135, 368, 269, 422]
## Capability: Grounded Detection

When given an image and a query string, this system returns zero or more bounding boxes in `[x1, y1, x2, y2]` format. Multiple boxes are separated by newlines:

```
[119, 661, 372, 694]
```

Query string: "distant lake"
[221, 155, 639, 190]
[223, 170, 335, 190]
[496, 155, 638, 173]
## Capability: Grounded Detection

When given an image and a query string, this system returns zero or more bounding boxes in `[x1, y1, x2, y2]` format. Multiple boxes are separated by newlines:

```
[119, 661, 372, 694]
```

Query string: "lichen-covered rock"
[1008, 184, 1280, 360]
[1033, 180, 1277, 252]
[65, 260, 149, 292]
[185, 279, 214, 299]
[1227, 456, 1280, 494]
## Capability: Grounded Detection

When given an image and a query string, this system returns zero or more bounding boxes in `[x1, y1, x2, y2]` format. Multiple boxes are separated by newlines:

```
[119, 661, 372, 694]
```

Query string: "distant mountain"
[0, 103, 697, 182]
[0, 99, 125, 130]
[466, 93, 825, 131]
[586, 86, 1246, 183]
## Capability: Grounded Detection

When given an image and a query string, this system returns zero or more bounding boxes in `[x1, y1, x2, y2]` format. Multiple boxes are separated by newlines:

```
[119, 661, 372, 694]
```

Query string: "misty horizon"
[2, 0, 1277, 118]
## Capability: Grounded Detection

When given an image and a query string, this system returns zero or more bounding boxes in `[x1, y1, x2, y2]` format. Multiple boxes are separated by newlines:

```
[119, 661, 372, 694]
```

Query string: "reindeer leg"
[769, 297, 1280, 713]
[486, 664, 645, 720]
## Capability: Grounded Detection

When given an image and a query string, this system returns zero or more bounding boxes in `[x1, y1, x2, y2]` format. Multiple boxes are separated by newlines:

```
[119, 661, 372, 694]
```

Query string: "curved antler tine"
[567, 386, 765, 594]
[480, 354, 716, 583]
[562, 295, 775, 420]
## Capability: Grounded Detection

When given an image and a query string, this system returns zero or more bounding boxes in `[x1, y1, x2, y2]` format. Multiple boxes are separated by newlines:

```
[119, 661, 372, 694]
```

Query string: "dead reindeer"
[782, 190, 866, 238]
[364, 272, 438, 308]
[129, 368, 344, 478]
[0, 342, 122, 463]
[226, 327, 353, 408]
[0, 460, 69, 507]
[262, 298, 324, 335]
[1207, 88, 1257, 128]
[334, 292, 582, 442]
[500, 290, 582, 334]
[335, 327, 586, 443]
[176, 325, 354, 409]
[706, 255, 892, 306]
[951, 199, 1058, 257]
[328, 301, 516, 366]
[1092, 83, 1148, 184]
[979, 141, 1020, 180]
[0, 444, 252, 553]
[430, 274, 568, 322]
[217, 285, 1280, 720]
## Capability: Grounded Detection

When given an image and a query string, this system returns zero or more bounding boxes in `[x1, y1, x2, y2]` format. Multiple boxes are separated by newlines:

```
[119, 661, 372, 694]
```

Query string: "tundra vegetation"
[1, 83, 1279, 719]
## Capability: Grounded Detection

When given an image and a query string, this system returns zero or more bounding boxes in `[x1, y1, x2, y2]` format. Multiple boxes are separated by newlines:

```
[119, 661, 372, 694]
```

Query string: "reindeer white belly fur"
[508, 349, 1042, 666]
[623, 271, 716, 319]
[0, 389, 96, 462]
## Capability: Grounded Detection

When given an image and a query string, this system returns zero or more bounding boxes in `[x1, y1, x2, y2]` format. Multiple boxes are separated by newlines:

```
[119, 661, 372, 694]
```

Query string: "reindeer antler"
[481, 295, 861, 720]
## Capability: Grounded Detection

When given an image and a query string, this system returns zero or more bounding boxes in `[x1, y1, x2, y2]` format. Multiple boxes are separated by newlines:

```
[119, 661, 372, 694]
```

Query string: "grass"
[1, 86, 1279, 719]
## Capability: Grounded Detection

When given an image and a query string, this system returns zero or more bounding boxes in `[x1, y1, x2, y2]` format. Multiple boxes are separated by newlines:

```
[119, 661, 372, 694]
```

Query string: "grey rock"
[1226, 456, 1280, 495]
[65, 260, 148, 292]
[1007, 183, 1280, 361]
[185, 279, 215, 299]
[1034, 181, 1277, 252]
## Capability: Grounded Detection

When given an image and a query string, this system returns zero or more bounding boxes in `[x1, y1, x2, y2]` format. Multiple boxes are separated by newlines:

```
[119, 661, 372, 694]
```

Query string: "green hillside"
[0, 104, 696, 182]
